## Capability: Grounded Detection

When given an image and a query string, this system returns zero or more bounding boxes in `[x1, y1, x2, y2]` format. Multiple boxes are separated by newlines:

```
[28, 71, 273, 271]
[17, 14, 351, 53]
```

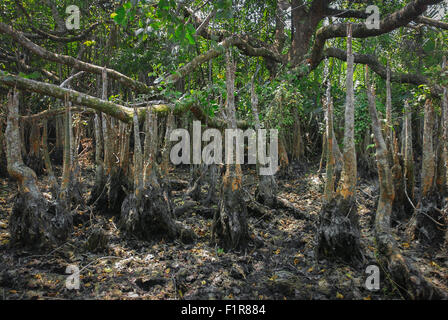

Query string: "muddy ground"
[0, 157, 447, 300]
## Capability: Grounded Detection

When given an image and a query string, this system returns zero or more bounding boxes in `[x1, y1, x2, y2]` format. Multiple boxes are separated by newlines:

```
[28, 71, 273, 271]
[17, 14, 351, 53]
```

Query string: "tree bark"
[403, 100, 415, 206]
[323, 70, 335, 202]
[41, 118, 58, 197]
[291, 107, 304, 162]
[339, 24, 357, 199]
[25, 119, 44, 175]
[119, 108, 195, 244]
[212, 49, 249, 250]
[366, 68, 443, 299]
[6, 89, 72, 250]
[439, 58, 448, 195]
[251, 67, 278, 207]
[384, 63, 407, 220]
[317, 25, 361, 263]
[414, 99, 446, 247]
[0, 113, 8, 178]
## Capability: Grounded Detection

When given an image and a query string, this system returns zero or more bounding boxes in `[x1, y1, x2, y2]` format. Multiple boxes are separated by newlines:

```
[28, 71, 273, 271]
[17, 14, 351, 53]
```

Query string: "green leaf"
[113, 7, 126, 25]
[158, 0, 170, 10]
[123, 1, 132, 10]
[185, 31, 195, 45]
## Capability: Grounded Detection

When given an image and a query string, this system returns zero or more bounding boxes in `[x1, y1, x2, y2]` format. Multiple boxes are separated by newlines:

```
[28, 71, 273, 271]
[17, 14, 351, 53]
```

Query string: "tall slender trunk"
[317, 25, 361, 263]
[414, 99, 446, 246]
[421, 99, 435, 197]
[403, 100, 415, 204]
[26, 119, 43, 175]
[6, 89, 71, 249]
[0, 114, 7, 178]
[323, 69, 335, 202]
[119, 107, 195, 243]
[212, 49, 249, 250]
[278, 134, 290, 174]
[291, 107, 304, 162]
[144, 107, 159, 186]
[339, 24, 357, 199]
[87, 74, 105, 206]
[251, 65, 278, 207]
[384, 63, 406, 220]
[439, 57, 448, 196]
[42, 118, 58, 196]
[365, 67, 441, 299]
[133, 106, 144, 191]
[119, 121, 131, 177]
[161, 111, 175, 178]
[60, 94, 72, 203]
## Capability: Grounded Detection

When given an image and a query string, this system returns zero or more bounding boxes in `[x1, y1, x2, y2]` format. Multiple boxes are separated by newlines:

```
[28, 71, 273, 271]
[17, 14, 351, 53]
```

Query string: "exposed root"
[414, 194, 447, 249]
[316, 195, 362, 264]
[85, 225, 109, 253]
[211, 173, 249, 251]
[92, 167, 130, 216]
[275, 196, 312, 221]
[9, 191, 72, 250]
[87, 165, 106, 206]
[119, 185, 196, 244]
[24, 154, 45, 176]
[376, 217, 446, 299]
[255, 175, 277, 208]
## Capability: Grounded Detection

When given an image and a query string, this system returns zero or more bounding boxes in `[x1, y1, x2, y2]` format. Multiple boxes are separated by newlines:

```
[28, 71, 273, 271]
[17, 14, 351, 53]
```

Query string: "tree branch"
[0, 71, 245, 129]
[310, 0, 442, 64]
[323, 8, 368, 19]
[415, 16, 448, 30]
[323, 47, 443, 95]
[165, 35, 284, 84]
[0, 22, 153, 94]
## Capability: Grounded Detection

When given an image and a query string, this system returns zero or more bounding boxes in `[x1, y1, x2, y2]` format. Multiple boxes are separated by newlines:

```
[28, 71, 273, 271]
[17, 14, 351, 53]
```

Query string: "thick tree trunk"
[212, 49, 249, 250]
[366, 69, 443, 299]
[317, 25, 361, 263]
[6, 90, 72, 250]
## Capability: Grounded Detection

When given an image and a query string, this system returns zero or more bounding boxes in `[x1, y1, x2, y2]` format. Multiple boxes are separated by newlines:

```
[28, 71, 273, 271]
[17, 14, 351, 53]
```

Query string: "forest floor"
[0, 149, 447, 300]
